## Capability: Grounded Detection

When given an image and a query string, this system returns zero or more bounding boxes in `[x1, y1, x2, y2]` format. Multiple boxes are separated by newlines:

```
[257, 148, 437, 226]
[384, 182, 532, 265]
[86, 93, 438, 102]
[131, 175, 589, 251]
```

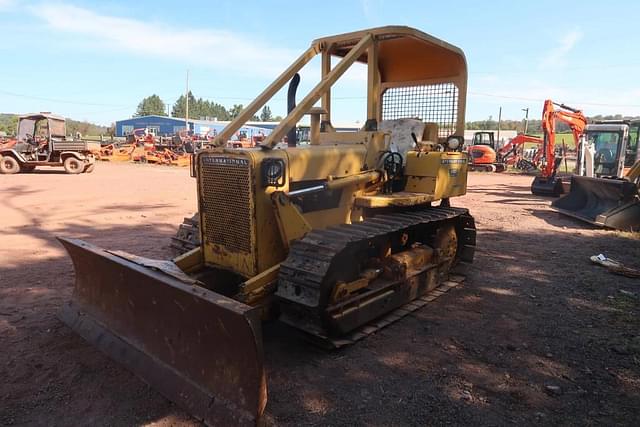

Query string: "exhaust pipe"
[286, 73, 300, 147]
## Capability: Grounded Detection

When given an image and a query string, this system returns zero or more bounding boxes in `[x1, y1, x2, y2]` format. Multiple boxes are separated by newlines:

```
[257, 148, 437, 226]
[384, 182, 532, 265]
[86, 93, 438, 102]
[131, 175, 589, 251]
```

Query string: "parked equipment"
[467, 131, 543, 172]
[500, 133, 544, 170]
[551, 121, 640, 230]
[531, 100, 587, 196]
[58, 27, 476, 425]
[467, 131, 504, 172]
[0, 113, 99, 174]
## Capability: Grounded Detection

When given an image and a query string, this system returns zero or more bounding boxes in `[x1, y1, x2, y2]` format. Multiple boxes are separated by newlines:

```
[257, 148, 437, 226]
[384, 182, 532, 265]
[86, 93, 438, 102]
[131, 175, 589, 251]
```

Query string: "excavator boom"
[531, 100, 587, 196]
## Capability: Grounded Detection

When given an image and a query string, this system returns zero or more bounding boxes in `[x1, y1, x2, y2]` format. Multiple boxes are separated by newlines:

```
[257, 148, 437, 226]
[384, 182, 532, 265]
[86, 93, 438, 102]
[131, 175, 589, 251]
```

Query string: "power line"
[0, 89, 130, 107]
[470, 62, 640, 76]
[469, 91, 640, 108]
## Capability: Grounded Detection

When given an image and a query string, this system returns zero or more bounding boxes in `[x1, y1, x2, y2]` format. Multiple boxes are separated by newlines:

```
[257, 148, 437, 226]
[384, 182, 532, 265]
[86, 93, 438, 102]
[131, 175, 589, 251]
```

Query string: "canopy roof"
[19, 112, 66, 122]
[314, 26, 467, 84]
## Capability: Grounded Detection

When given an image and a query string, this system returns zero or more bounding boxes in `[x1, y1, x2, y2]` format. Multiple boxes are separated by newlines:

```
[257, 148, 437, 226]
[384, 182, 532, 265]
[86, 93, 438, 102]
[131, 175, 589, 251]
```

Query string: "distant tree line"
[0, 114, 18, 135]
[0, 113, 108, 137]
[134, 93, 282, 122]
[466, 114, 640, 134]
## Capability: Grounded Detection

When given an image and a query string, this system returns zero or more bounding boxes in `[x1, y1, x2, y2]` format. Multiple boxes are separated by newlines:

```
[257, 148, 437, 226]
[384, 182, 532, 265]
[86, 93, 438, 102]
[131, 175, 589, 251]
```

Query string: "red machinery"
[531, 100, 587, 196]
[467, 131, 502, 171]
[500, 133, 544, 170]
[468, 131, 543, 172]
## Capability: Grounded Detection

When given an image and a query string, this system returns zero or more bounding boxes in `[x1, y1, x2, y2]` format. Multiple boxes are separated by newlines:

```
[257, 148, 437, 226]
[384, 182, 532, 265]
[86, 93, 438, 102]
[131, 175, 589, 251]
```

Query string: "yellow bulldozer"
[58, 26, 476, 425]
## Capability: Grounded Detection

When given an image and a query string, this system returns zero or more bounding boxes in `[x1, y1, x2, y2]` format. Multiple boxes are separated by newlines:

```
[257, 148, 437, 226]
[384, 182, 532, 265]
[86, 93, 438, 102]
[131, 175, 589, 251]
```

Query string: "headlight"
[446, 136, 463, 151]
[261, 158, 286, 187]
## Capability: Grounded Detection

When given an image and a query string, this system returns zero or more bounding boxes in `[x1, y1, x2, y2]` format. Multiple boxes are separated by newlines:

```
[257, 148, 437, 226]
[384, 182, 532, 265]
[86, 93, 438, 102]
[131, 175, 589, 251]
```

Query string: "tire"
[83, 163, 96, 173]
[63, 157, 84, 174]
[0, 155, 20, 174]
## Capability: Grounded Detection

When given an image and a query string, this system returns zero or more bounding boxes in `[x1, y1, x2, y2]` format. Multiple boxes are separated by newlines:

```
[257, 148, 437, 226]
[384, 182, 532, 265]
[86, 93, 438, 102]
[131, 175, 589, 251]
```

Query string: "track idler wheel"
[433, 224, 458, 280]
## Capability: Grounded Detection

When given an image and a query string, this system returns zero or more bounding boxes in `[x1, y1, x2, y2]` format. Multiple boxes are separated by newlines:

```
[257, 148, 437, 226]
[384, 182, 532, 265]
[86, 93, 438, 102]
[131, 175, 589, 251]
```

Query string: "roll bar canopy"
[212, 26, 467, 149]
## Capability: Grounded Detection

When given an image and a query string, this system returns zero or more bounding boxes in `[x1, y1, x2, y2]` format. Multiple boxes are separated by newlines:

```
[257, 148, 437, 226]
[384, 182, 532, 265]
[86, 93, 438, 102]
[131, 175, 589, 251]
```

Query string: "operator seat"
[379, 118, 439, 164]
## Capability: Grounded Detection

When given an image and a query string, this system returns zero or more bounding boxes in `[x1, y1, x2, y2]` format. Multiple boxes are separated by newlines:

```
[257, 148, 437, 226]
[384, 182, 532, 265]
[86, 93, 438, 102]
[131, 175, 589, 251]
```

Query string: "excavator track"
[276, 206, 475, 343]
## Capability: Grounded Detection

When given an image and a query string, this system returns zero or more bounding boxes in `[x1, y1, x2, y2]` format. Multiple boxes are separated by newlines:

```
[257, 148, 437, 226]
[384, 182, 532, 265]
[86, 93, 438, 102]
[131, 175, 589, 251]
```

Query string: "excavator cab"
[589, 125, 626, 176]
[472, 131, 496, 148]
[58, 26, 475, 425]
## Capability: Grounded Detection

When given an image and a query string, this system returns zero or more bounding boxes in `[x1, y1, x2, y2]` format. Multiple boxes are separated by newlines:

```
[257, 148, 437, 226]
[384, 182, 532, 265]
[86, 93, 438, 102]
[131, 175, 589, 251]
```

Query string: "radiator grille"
[200, 156, 253, 254]
[382, 83, 458, 138]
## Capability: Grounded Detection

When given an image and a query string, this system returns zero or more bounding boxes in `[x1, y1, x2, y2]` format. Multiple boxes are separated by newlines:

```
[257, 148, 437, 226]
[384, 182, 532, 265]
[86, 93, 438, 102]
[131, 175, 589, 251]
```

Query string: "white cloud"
[28, 2, 296, 77]
[540, 29, 583, 69]
[360, 0, 383, 22]
[0, 0, 16, 10]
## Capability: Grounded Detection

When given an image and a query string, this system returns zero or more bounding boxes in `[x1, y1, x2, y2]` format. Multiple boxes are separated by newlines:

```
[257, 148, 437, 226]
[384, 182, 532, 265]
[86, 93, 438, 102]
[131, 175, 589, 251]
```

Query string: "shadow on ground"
[1, 184, 639, 426]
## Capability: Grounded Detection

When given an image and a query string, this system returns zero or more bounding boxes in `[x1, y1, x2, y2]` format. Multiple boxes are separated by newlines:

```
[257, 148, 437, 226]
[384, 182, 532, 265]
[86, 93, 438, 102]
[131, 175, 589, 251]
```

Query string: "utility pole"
[522, 107, 529, 134]
[497, 106, 502, 144]
[185, 70, 189, 134]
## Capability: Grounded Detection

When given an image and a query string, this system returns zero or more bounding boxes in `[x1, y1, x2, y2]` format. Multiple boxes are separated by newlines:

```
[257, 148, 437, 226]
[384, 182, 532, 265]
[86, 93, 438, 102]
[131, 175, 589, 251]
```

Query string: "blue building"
[115, 115, 276, 139]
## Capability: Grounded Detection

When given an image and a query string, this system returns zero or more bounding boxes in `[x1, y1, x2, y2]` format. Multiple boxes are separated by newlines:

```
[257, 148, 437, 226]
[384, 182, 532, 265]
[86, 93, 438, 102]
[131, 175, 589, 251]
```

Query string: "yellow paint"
[191, 26, 470, 302]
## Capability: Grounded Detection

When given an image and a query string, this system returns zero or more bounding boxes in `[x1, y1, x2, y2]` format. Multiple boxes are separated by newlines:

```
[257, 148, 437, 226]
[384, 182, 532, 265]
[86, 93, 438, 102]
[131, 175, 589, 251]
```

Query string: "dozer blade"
[531, 175, 564, 196]
[551, 176, 640, 231]
[57, 237, 266, 426]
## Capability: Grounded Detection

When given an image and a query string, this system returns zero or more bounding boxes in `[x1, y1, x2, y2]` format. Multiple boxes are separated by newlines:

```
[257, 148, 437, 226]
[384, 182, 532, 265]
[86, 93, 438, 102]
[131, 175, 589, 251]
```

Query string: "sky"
[1, 0, 639, 126]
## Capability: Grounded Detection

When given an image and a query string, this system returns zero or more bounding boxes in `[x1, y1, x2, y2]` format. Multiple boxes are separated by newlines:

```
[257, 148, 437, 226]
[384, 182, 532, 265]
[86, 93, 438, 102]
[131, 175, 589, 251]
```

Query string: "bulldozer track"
[277, 206, 475, 339]
[170, 214, 200, 254]
[296, 274, 465, 349]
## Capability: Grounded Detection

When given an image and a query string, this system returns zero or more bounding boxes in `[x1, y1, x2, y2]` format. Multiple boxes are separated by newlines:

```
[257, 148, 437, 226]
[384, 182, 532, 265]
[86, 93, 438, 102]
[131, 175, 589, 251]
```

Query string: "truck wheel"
[0, 156, 20, 174]
[83, 163, 96, 173]
[63, 157, 84, 174]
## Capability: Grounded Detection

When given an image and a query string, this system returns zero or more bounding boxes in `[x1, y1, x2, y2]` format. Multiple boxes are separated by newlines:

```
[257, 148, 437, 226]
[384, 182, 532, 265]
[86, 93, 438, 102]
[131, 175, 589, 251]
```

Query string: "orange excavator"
[531, 100, 587, 196]
[468, 131, 542, 172]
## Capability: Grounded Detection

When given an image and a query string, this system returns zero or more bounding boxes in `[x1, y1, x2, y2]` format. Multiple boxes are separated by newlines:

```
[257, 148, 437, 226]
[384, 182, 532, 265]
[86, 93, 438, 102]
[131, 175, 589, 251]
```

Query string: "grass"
[522, 133, 576, 150]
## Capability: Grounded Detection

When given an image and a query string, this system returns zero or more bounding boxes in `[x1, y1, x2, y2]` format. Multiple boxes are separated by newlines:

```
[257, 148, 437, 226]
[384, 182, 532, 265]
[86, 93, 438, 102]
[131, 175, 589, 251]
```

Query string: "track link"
[170, 214, 200, 255]
[276, 206, 476, 339]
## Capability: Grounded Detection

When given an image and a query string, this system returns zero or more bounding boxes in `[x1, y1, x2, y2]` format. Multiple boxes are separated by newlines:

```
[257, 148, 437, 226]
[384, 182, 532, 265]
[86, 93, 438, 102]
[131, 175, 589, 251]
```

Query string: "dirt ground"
[1, 162, 639, 426]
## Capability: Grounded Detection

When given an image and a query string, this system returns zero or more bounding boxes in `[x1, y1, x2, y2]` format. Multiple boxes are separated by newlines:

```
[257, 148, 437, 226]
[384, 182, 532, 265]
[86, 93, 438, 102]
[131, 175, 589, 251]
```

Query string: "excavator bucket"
[531, 176, 565, 196]
[57, 238, 267, 426]
[551, 176, 640, 230]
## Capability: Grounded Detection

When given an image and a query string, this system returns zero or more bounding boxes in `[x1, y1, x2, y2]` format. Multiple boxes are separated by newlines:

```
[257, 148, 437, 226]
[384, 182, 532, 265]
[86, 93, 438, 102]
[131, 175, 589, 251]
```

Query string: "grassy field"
[523, 132, 575, 150]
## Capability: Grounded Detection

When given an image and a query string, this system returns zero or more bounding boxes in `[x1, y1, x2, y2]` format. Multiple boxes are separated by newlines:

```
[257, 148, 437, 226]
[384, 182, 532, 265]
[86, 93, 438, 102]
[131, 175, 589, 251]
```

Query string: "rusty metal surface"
[57, 237, 266, 426]
[295, 275, 465, 349]
[277, 207, 476, 337]
[170, 214, 200, 254]
[199, 157, 253, 254]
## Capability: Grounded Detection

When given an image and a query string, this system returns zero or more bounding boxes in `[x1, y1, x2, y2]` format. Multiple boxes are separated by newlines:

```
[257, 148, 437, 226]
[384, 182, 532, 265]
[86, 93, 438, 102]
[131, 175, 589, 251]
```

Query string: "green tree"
[198, 99, 230, 121]
[65, 118, 109, 137]
[172, 93, 231, 121]
[0, 114, 18, 135]
[260, 105, 273, 122]
[135, 94, 167, 117]
[171, 92, 197, 118]
[229, 104, 244, 120]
